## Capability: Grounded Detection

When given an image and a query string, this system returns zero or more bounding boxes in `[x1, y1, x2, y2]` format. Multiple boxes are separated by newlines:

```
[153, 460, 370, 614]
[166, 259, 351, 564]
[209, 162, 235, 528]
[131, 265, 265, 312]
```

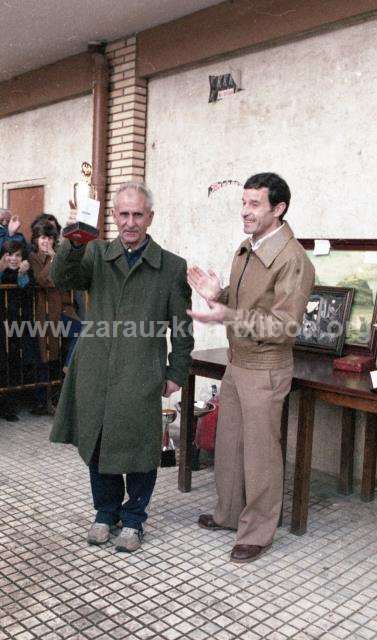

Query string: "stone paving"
[1, 413, 377, 640]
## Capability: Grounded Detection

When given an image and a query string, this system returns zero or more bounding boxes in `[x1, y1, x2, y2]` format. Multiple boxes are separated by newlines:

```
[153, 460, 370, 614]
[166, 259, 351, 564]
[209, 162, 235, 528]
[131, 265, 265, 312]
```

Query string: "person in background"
[31, 213, 62, 236]
[31, 213, 86, 321]
[0, 208, 26, 251]
[0, 240, 30, 287]
[0, 240, 34, 421]
[29, 222, 81, 414]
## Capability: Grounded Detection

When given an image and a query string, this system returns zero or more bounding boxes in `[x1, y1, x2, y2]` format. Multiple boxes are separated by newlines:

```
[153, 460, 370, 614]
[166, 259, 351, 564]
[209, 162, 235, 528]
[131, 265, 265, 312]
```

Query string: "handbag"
[194, 385, 220, 452]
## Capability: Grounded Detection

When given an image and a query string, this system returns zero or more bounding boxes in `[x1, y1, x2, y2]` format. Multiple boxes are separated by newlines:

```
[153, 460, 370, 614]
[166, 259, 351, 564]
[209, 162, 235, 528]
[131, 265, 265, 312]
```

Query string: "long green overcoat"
[49, 237, 194, 474]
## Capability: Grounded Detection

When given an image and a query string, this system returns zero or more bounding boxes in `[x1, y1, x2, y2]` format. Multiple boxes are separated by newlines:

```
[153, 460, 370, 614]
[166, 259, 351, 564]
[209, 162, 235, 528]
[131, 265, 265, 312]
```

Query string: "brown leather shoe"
[198, 514, 227, 530]
[230, 543, 272, 563]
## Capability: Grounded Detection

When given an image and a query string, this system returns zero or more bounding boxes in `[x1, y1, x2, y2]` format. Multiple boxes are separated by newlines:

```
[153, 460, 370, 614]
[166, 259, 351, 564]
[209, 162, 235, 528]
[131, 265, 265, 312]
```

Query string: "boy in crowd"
[0, 208, 26, 251]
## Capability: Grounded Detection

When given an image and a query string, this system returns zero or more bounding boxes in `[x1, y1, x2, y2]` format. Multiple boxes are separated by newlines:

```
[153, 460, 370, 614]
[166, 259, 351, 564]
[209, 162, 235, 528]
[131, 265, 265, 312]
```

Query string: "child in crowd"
[0, 240, 30, 287]
[29, 222, 81, 414]
[0, 208, 26, 252]
[0, 240, 34, 421]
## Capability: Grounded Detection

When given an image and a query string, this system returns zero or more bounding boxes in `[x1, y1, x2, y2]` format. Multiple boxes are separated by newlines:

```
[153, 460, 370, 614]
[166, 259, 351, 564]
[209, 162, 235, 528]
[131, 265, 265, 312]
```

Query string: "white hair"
[113, 181, 153, 210]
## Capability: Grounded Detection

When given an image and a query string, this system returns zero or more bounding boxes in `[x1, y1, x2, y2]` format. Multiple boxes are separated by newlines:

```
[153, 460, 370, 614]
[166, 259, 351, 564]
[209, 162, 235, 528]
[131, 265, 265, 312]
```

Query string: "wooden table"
[179, 348, 377, 535]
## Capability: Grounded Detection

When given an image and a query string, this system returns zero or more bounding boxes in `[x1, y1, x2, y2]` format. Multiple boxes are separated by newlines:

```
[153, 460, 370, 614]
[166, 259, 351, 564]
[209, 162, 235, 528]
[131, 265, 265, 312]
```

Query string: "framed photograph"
[298, 239, 377, 358]
[295, 285, 354, 356]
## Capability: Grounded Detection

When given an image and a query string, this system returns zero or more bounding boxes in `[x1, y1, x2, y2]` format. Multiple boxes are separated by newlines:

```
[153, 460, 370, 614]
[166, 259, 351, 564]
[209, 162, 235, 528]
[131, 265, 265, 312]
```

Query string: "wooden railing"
[0, 283, 70, 395]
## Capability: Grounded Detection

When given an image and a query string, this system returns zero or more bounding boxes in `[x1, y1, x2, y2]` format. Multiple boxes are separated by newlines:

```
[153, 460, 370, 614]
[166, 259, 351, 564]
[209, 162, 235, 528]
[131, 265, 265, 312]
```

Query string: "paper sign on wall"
[363, 252, 377, 264]
[370, 370, 377, 390]
[313, 239, 331, 256]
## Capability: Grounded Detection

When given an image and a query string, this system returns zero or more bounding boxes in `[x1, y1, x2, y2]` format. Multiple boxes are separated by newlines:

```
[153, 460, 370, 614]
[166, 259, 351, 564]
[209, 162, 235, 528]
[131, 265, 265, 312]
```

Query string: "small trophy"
[161, 408, 177, 467]
[63, 161, 100, 244]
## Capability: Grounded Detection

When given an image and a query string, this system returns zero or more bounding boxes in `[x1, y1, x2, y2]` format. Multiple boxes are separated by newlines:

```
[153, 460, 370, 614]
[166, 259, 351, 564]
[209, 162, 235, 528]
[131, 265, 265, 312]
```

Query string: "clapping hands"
[18, 260, 30, 274]
[187, 265, 221, 302]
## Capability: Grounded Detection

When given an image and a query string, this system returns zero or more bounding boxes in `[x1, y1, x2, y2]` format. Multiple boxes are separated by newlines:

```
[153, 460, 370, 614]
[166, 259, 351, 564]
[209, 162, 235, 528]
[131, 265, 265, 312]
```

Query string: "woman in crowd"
[30, 213, 62, 236]
[29, 222, 81, 414]
[31, 213, 86, 319]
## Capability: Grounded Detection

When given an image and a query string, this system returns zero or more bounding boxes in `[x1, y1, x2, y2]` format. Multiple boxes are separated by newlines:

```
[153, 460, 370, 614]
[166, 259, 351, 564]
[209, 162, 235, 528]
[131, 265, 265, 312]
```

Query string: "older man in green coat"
[50, 182, 194, 552]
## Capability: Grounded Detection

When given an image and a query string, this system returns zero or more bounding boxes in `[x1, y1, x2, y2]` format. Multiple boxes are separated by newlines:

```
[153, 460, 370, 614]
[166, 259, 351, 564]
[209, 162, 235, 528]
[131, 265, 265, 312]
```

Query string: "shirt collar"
[250, 223, 285, 251]
[104, 235, 162, 269]
[236, 222, 294, 268]
[122, 235, 150, 257]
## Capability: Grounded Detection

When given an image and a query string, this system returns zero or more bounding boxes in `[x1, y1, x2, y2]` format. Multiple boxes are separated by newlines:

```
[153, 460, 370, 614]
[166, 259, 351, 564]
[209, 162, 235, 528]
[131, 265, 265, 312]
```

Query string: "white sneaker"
[114, 527, 143, 552]
[87, 522, 110, 545]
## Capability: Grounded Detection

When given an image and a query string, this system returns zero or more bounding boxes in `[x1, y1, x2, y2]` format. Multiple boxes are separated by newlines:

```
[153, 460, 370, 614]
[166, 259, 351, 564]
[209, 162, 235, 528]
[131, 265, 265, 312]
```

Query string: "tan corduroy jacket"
[219, 223, 315, 369]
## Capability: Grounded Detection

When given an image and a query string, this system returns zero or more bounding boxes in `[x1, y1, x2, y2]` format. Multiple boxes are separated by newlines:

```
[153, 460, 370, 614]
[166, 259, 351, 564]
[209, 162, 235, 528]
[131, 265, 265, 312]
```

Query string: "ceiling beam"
[0, 51, 94, 119]
[137, 0, 377, 78]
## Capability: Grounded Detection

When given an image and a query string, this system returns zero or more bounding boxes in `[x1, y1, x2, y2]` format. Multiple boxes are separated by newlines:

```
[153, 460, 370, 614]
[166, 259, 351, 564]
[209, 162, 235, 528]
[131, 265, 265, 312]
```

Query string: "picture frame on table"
[295, 285, 354, 356]
[298, 239, 377, 359]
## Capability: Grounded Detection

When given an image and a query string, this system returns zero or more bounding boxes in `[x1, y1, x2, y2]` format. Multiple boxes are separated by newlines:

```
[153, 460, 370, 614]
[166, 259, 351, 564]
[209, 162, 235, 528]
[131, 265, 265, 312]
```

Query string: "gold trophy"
[63, 161, 100, 243]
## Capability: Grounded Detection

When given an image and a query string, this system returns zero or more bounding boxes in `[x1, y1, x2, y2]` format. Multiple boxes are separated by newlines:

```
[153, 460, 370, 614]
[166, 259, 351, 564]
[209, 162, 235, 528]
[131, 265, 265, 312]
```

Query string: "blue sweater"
[0, 270, 30, 288]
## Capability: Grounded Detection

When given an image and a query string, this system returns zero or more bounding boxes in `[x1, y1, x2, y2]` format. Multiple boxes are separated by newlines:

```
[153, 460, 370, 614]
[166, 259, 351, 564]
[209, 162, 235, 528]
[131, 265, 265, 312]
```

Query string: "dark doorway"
[8, 185, 44, 242]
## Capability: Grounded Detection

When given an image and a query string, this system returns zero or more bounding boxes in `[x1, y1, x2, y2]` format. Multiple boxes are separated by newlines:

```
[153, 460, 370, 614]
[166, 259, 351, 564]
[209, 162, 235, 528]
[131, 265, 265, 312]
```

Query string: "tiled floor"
[1, 414, 377, 640]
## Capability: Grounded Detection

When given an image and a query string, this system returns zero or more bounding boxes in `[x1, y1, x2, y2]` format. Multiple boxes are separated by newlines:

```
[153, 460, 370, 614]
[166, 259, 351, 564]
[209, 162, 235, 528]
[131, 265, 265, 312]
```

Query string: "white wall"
[146, 18, 377, 478]
[0, 95, 93, 227]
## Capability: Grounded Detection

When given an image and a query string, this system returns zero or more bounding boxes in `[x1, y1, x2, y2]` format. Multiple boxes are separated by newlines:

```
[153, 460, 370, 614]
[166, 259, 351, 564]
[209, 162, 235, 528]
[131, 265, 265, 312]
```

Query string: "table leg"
[178, 373, 195, 493]
[290, 388, 315, 536]
[339, 407, 356, 495]
[278, 393, 290, 528]
[361, 413, 377, 502]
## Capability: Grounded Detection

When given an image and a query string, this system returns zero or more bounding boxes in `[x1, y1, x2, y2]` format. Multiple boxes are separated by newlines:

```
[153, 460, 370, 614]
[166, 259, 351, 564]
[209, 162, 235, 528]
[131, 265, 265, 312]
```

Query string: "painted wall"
[146, 18, 377, 479]
[0, 95, 93, 228]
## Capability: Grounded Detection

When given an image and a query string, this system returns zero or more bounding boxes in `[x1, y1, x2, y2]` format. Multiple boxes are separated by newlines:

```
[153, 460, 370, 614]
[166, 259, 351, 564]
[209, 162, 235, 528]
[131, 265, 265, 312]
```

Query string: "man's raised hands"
[187, 265, 221, 302]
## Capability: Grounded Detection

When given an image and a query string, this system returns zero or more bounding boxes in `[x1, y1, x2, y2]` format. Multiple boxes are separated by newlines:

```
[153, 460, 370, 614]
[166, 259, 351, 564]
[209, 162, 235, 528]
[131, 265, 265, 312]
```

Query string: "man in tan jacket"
[188, 172, 314, 563]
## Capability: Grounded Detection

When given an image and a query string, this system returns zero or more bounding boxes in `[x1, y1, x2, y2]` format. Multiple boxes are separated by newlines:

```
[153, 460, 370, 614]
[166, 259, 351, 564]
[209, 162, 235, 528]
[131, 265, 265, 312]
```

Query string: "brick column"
[105, 36, 147, 239]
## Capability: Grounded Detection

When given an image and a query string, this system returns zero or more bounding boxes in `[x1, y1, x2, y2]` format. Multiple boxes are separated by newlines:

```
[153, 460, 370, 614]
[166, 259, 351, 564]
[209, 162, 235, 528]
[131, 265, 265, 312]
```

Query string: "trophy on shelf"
[63, 161, 100, 244]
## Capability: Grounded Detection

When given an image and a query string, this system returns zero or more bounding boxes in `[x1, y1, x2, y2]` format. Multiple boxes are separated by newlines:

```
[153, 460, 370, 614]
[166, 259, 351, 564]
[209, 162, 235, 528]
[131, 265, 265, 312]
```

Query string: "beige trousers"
[213, 362, 293, 546]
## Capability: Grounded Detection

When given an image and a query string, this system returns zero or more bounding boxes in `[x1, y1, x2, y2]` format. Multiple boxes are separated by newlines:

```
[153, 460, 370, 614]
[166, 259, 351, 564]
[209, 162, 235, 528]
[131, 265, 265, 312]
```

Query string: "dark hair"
[31, 222, 59, 252]
[0, 239, 28, 260]
[31, 213, 61, 235]
[243, 172, 291, 220]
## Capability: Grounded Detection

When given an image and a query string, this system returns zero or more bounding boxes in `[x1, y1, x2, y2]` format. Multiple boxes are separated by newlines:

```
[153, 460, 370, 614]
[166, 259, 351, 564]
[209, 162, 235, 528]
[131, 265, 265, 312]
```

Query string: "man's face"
[0, 210, 11, 225]
[113, 189, 154, 249]
[241, 187, 284, 240]
[5, 250, 22, 270]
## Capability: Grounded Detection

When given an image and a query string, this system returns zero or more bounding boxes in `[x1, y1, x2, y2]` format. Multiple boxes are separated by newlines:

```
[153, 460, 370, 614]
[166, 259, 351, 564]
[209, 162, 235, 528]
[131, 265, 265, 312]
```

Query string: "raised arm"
[50, 240, 95, 292]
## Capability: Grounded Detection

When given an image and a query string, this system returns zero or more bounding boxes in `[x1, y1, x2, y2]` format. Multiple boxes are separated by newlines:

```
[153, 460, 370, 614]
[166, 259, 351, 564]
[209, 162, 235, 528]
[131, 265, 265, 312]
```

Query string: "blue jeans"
[89, 434, 157, 532]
